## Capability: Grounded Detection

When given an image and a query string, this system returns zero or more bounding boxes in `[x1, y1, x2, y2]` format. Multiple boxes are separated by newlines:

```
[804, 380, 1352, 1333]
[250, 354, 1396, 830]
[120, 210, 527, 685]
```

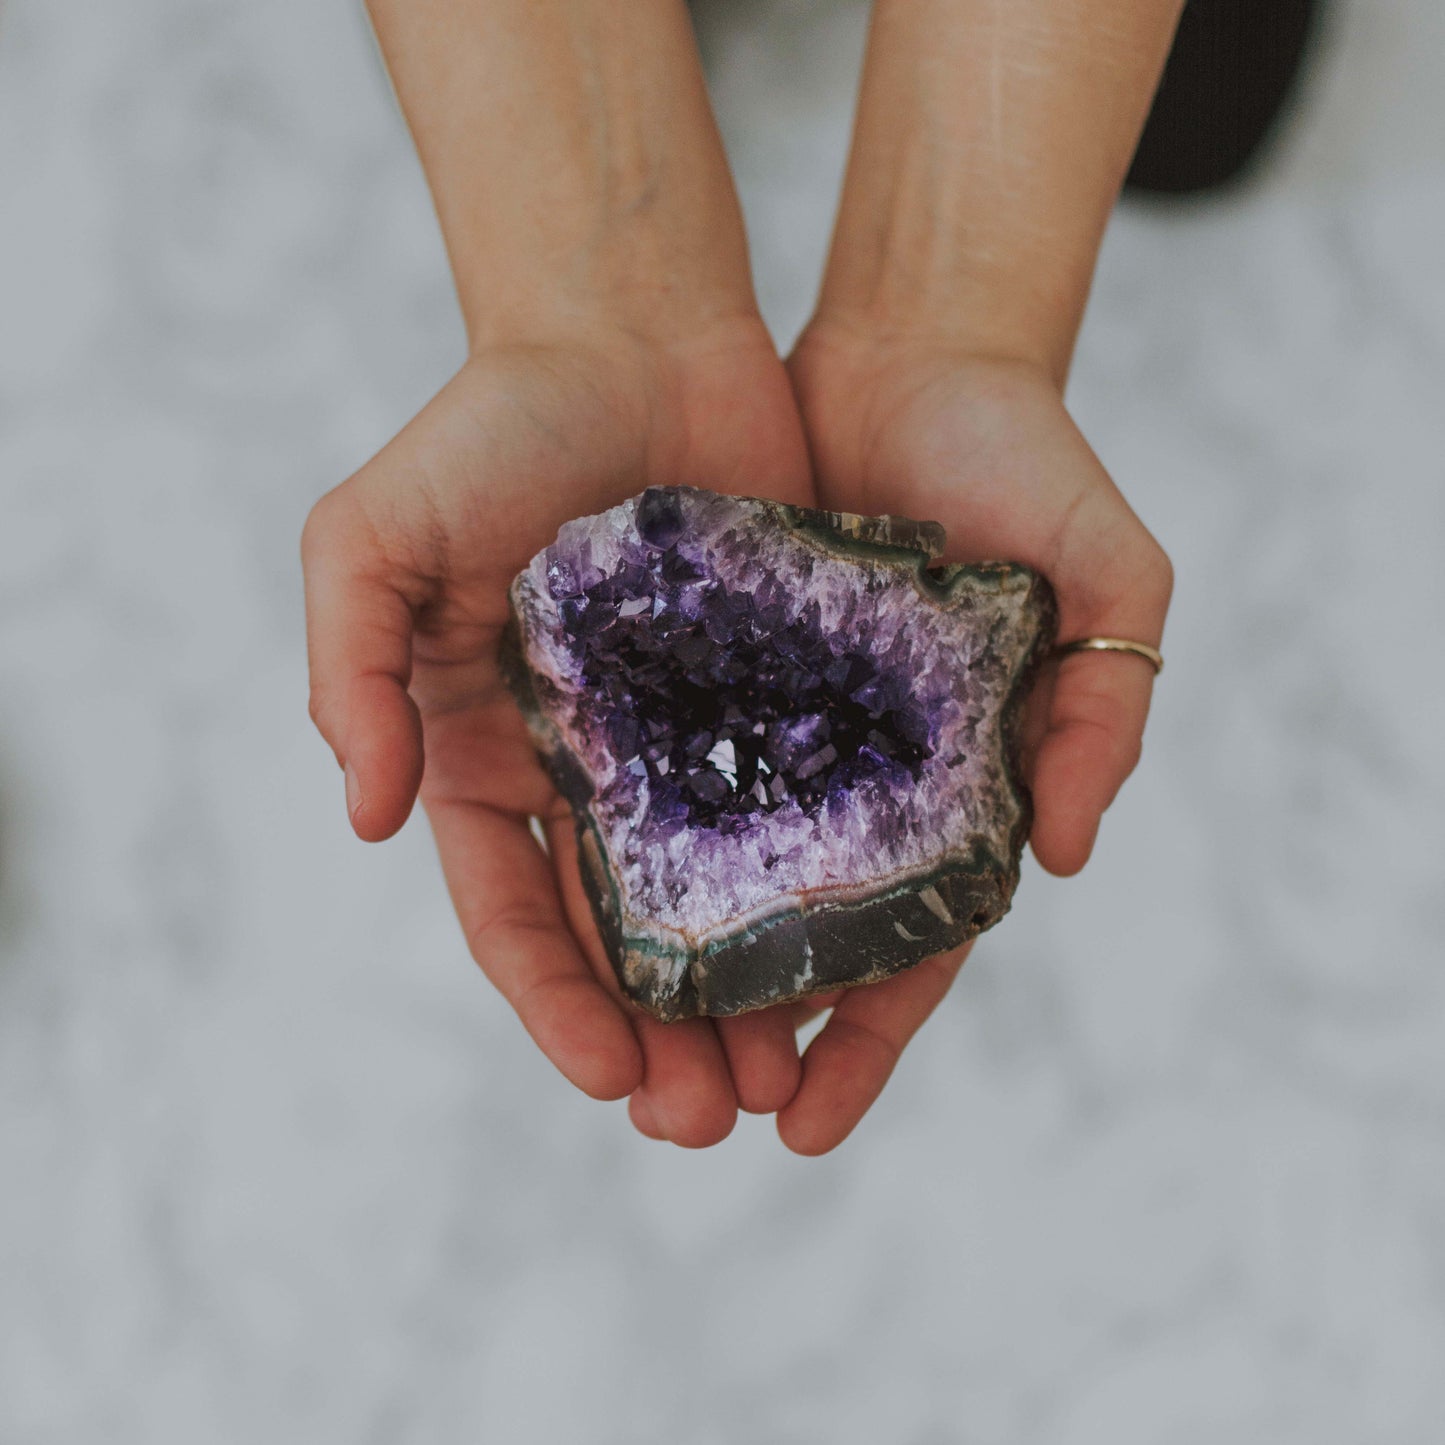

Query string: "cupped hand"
[777, 322, 1173, 1150]
[302, 316, 816, 1148]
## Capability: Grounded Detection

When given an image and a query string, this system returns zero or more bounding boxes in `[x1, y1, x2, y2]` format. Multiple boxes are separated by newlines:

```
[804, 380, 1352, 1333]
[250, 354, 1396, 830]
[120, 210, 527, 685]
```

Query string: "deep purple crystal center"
[548, 495, 936, 836]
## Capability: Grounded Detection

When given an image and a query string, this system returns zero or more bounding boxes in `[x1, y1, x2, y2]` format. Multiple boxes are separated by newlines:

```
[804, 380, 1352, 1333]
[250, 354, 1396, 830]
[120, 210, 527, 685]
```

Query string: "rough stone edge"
[500, 490, 1059, 1021]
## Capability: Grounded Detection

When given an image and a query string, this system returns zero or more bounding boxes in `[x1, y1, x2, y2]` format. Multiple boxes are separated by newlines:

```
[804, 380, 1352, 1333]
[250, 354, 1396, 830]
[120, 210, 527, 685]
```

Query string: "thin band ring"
[1055, 636, 1164, 676]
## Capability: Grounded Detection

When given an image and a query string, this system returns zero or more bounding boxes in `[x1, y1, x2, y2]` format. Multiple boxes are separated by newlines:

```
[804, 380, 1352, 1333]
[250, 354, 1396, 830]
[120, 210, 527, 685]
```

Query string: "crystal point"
[503, 486, 1056, 1020]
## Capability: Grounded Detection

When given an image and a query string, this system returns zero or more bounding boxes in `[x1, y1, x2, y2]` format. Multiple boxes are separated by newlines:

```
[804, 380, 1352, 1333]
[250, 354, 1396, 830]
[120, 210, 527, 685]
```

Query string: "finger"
[1030, 503, 1172, 875]
[780, 993, 844, 1042]
[770, 994, 842, 1037]
[302, 491, 425, 841]
[777, 947, 968, 1157]
[428, 800, 643, 1101]
[715, 1008, 802, 1115]
[628, 1091, 667, 1141]
[1027, 651, 1156, 876]
[545, 817, 738, 1147]
[631, 1013, 739, 1148]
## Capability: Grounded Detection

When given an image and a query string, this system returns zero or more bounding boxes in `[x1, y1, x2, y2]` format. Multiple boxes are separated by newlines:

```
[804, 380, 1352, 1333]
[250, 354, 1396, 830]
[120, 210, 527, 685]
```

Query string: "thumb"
[301, 488, 425, 841]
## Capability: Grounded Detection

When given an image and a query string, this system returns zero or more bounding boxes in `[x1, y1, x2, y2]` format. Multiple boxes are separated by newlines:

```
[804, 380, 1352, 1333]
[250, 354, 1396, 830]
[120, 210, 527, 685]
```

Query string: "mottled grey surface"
[2, 1, 1443, 1441]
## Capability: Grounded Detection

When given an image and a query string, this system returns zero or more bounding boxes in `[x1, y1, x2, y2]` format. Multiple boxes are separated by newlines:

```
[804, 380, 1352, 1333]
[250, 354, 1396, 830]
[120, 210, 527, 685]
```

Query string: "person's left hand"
[777, 320, 1174, 1153]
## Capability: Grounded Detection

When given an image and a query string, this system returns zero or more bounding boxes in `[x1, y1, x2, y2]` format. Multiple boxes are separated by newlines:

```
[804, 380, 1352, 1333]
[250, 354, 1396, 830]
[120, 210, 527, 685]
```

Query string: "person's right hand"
[302, 314, 815, 1147]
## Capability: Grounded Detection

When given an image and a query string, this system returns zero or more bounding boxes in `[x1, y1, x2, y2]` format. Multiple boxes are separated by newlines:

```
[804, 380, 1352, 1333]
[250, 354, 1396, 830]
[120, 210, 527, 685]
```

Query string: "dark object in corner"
[1127, 0, 1322, 195]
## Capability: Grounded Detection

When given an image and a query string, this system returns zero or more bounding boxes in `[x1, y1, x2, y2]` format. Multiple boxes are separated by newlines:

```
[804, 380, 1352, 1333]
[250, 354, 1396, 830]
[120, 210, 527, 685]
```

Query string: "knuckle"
[306, 686, 340, 752]
[468, 907, 558, 972]
[1120, 729, 1145, 776]
[828, 1015, 900, 1071]
[300, 488, 342, 567]
[1139, 540, 1175, 610]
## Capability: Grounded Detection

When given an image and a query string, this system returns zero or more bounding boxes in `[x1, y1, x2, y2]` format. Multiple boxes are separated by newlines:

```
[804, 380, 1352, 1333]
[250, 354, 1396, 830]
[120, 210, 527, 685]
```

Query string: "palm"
[303, 322, 1167, 1156]
[304, 321, 817, 1146]
[403, 335, 811, 815]
[791, 330, 1173, 877]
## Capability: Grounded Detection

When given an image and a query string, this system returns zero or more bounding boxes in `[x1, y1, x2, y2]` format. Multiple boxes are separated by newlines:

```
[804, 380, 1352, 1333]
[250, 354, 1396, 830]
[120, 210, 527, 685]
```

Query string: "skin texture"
[302, 0, 1179, 1155]
[772, 1, 1180, 1151]
[304, 324, 814, 1147]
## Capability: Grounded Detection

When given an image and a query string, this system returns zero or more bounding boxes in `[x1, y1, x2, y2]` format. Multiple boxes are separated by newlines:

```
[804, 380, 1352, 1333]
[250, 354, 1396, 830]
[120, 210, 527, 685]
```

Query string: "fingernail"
[344, 763, 362, 823]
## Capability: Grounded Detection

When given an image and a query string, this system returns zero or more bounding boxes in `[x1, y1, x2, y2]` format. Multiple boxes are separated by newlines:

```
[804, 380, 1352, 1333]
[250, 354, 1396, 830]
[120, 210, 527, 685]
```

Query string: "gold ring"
[1056, 636, 1164, 675]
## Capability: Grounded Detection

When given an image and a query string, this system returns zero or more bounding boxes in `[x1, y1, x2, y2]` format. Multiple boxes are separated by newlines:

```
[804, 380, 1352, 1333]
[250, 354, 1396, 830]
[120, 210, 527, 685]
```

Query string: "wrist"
[808, 297, 1074, 392]
[792, 311, 1064, 404]
[455, 206, 763, 356]
[813, 0, 1184, 389]
[367, 0, 757, 352]
[459, 268, 772, 370]
[811, 193, 1091, 388]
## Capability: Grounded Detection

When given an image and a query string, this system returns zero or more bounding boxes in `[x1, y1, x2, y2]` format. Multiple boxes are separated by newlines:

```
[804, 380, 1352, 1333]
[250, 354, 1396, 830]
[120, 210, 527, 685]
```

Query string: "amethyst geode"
[503, 487, 1056, 1021]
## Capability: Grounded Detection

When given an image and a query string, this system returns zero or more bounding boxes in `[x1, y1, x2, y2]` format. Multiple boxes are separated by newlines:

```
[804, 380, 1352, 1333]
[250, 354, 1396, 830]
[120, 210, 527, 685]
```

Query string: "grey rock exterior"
[504, 487, 1056, 1020]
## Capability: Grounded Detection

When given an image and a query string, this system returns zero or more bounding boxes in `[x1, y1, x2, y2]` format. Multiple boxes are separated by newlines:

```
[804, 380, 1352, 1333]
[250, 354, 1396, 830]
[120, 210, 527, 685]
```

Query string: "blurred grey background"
[2, 0, 1444, 1440]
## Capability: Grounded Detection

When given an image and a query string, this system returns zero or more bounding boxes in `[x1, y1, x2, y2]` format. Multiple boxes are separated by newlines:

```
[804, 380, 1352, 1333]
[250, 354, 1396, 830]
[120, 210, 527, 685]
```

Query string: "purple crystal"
[504, 487, 1057, 1020]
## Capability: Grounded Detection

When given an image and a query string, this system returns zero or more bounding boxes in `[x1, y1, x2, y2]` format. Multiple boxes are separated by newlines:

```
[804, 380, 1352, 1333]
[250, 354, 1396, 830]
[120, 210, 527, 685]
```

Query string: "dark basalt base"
[504, 487, 1056, 1021]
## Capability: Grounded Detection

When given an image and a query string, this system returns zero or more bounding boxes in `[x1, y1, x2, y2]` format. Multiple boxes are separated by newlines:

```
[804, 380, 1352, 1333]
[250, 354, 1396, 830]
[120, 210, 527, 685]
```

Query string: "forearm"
[366, 0, 755, 345]
[816, 0, 1183, 382]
